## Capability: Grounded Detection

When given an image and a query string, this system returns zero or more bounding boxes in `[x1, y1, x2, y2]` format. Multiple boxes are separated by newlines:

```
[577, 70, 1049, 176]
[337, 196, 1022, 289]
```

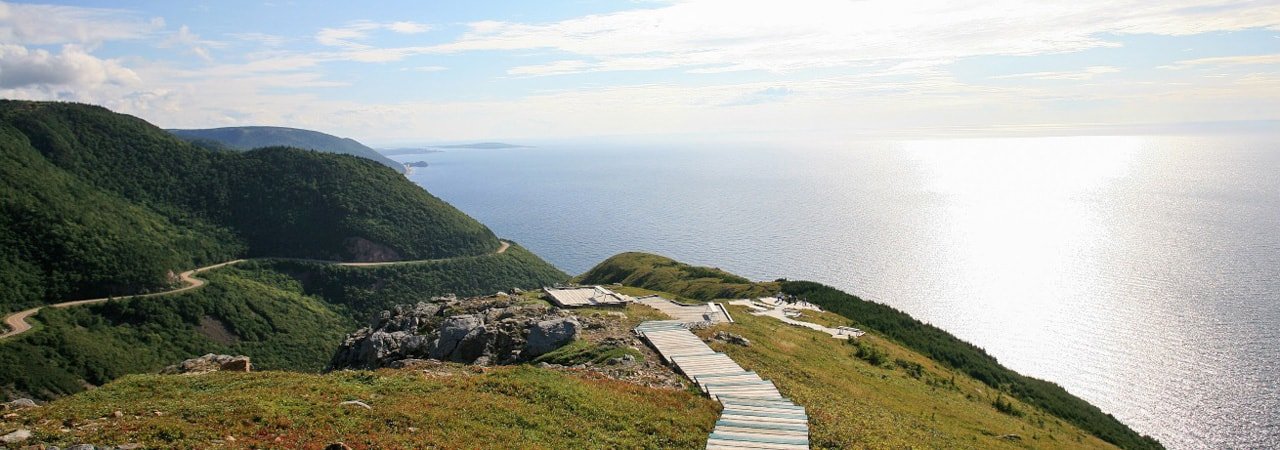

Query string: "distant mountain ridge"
[168, 126, 403, 171]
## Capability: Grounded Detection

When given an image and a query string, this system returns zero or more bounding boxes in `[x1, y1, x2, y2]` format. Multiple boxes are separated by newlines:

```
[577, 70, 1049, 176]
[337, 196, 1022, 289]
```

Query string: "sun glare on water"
[900, 136, 1142, 347]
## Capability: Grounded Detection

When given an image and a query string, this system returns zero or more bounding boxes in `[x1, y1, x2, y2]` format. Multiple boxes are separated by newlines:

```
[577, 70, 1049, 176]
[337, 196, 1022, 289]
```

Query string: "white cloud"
[0, 1, 163, 45]
[993, 66, 1121, 81]
[507, 60, 592, 76]
[228, 32, 290, 48]
[387, 21, 430, 34]
[421, 0, 1280, 75]
[404, 65, 448, 72]
[159, 25, 226, 62]
[316, 20, 431, 49]
[1160, 53, 1280, 69]
[0, 43, 139, 89]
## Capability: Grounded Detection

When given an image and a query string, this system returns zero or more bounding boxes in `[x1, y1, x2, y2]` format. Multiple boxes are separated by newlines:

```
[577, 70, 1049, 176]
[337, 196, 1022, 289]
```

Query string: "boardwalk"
[635, 321, 810, 449]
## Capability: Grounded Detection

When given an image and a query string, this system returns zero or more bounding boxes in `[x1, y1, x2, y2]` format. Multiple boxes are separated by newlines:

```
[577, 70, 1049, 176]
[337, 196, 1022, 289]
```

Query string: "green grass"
[575, 252, 778, 301]
[532, 340, 644, 366]
[17, 366, 719, 449]
[705, 305, 1115, 449]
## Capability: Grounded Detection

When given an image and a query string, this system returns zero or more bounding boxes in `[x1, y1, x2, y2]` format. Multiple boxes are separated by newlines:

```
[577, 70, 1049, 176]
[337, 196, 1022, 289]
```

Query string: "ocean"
[396, 135, 1279, 449]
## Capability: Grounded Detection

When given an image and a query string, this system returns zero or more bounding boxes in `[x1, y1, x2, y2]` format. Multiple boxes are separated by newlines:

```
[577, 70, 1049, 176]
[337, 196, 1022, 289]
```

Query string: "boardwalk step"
[714, 426, 809, 439]
[721, 408, 807, 420]
[707, 439, 808, 450]
[709, 432, 809, 446]
[716, 420, 810, 432]
[718, 397, 806, 410]
[694, 371, 757, 379]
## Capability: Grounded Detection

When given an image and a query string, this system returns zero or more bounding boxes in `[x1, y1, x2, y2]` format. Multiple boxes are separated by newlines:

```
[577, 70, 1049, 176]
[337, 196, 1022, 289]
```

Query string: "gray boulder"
[2, 398, 37, 410]
[429, 314, 484, 360]
[524, 317, 581, 357]
[0, 428, 31, 444]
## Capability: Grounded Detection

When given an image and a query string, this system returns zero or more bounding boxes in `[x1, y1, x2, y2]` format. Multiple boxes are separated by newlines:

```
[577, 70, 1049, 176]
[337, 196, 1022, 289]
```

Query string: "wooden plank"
[716, 396, 803, 407]
[720, 409, 807, 421]
[694, 371, 757, 379]
[715, 420, 809, 433]
[713, 426, 809, 439]
[718, 400, 805, 411]
[719, 415, 807, 426]
[707, 440, 804, 450]
[709, 432, 809, 446]
[706, 438, 808, 450]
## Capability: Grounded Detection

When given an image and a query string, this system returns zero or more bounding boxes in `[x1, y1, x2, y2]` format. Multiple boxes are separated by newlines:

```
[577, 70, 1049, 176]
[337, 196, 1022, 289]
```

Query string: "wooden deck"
[634, 321, 810, 450]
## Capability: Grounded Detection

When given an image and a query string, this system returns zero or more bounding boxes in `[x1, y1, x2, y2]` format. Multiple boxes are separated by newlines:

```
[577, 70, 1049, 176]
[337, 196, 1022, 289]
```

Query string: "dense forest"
[578, 252, 1161, 449]
[0, 101, 504, 312]
[168, 126, 403, 171]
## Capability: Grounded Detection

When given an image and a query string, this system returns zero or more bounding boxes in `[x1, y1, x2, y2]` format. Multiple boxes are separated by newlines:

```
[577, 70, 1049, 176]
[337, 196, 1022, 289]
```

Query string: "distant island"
[405, 161, 430, 168]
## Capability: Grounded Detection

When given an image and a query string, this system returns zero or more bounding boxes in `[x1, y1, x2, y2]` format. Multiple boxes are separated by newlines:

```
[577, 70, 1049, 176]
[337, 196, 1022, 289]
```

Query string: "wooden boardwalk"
[635, 321, 810, 450]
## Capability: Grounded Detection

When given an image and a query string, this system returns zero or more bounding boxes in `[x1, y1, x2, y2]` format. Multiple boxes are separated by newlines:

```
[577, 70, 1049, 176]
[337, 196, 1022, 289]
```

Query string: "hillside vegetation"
[0, 101, 507, 312]
[0, 244, 566, 400]
[581, 252, 1161, 449]
[576, 252, 777, 301]
[169, 126, 402, 171]
[13, 366, 718, 449]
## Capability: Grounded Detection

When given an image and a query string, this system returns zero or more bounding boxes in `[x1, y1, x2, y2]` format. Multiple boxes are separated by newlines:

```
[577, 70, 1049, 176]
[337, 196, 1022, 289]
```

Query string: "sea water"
[399, 135, 1279, 449]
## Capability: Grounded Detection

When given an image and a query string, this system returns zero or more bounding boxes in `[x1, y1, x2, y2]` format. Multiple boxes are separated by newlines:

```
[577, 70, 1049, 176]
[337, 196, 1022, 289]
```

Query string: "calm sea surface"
[398, 136, 1279, 449]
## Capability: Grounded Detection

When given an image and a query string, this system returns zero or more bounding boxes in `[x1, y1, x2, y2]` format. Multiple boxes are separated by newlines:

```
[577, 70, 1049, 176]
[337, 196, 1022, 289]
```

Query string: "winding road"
[0, 240, 511, 341]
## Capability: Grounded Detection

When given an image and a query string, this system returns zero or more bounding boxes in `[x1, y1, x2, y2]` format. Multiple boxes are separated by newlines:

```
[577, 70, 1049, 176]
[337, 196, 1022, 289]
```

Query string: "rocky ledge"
[329, 296, 580, 369]
[161, 354, 252, 375]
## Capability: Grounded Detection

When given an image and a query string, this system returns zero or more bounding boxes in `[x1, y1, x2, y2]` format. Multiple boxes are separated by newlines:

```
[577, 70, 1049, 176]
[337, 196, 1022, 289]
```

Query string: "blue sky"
[1, 0, 1278, 144]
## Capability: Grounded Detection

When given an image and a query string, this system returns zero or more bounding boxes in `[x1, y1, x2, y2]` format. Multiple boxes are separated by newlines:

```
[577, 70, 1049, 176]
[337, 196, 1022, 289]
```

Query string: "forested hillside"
[0, 101, 506, 312]
[0, 244, 567, 399]
[169, 126, 402, 171]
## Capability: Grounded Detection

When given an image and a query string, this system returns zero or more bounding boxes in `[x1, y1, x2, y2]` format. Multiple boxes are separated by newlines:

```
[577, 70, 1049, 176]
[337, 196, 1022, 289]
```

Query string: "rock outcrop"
[2, 398, 38, 410]
[162, 354, 252, 374]
[330, 297, 581, 369]
[524, 317, 581, 357]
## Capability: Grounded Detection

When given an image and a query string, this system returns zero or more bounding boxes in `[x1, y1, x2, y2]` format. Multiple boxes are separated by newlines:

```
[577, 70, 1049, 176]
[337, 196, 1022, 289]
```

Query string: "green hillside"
[576, 252, 777, 301]
[580, 252, 1161, 449]
[169, 126, 403, 171]
[0, 100, 568, 398]
[0, 245, 566, 399]
[0, 101, 508, 311]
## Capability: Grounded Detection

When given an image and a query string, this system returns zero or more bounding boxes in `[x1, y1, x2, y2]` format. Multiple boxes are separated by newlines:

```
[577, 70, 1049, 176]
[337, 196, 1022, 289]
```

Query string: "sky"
[0, 0, 1278, 145]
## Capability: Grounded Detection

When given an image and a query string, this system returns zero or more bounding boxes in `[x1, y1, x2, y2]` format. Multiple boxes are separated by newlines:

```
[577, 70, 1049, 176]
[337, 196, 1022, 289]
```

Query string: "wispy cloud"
[403, 65, 448, 72]
[1160, 53, 1280, 69]
[993, 66, 1121, 81]
[315, 20, 431, 49]
[0, 1, 163, 45]
[420, 0, 1280, 75]
[159, 25, 226, 62]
